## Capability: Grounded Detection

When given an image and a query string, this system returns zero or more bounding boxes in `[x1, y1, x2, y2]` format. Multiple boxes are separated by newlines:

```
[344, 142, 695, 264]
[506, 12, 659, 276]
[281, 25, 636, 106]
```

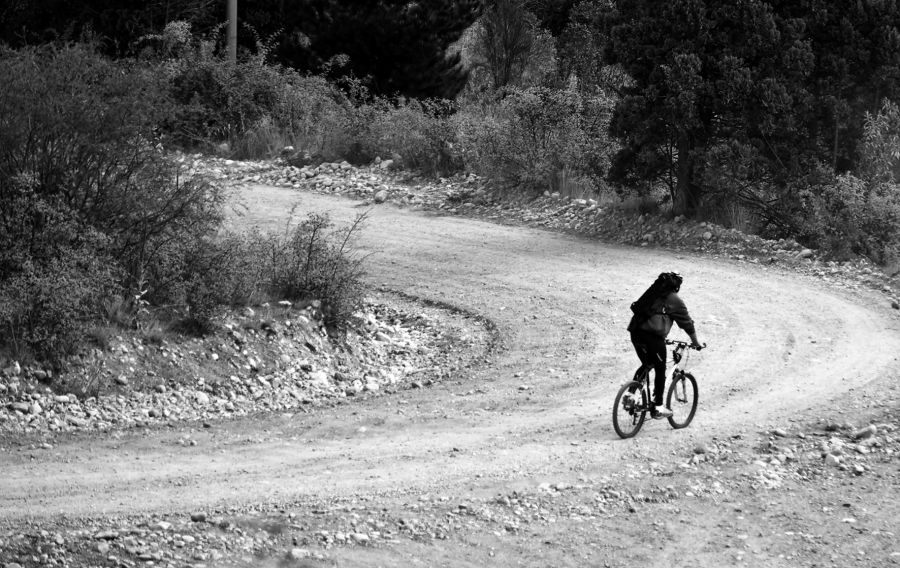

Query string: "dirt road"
[3, 185, 899, 566]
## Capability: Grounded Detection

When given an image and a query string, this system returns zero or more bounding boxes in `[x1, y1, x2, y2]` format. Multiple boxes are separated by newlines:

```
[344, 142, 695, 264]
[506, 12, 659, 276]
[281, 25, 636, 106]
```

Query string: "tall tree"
[777, 0, 900, 174]
[524, 0, 579, 37]
[608, 0, 786, 214]
[556, 0, 622, 92]
[605, 0, 900, 217]
[473, 0, 537, 90]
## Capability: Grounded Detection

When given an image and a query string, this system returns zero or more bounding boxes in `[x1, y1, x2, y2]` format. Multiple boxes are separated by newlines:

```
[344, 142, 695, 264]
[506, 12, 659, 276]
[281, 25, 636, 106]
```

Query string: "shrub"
[456, 86, 614, 195]
[349, 98, 463, 176]
[264, 213, 368, 332]
[0, 43, 226, 362]
[271, 75, 355, 161]
[0, 176, 118, 363]
[727, 103, 900, 265]
[176, 231, 271, 332]
[0, 43, 225, 288]
[155, 26, 355, 161]
[165, 39, 284, 147]
[794, 173, 900, 263]
[860, 99, 900, 185]
[149, 213, 368, 334]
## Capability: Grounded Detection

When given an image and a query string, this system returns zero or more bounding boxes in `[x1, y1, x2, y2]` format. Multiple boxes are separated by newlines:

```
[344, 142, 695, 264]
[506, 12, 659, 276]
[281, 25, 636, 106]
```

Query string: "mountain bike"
[612, 339, 705, 439]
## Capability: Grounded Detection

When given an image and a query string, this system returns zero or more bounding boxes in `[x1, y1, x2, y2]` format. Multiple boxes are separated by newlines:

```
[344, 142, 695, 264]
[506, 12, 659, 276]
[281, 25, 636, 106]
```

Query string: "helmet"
[657, 272, 683, 293]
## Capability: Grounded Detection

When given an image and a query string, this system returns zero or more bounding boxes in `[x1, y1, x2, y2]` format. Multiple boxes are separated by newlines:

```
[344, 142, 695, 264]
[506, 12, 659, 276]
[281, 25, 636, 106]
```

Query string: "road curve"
[2, 185, 899, 521]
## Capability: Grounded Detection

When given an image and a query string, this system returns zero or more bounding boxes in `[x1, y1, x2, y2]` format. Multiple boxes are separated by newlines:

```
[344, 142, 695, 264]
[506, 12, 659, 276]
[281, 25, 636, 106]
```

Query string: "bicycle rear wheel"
[613, 380, 646, 439]
[666, 372, 698, 429]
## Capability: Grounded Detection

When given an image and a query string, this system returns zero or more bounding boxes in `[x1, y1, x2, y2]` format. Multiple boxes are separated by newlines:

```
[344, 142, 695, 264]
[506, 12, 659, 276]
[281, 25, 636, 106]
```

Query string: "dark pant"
[630, 330, 666, 406]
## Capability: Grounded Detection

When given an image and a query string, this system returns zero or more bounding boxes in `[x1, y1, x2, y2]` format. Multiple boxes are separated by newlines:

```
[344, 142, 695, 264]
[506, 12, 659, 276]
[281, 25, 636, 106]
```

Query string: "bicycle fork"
[673, 372, 687, 403]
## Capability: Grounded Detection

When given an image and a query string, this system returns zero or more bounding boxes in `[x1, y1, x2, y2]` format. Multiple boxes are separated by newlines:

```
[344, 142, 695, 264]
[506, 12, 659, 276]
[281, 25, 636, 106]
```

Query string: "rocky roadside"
[0, 293, 496, 442]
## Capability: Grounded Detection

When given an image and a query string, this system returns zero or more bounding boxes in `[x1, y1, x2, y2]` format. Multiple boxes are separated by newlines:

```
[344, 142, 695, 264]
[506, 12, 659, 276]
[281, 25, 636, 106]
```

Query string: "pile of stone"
[689, 419, 899, 495]
[0, 513, 331, 568]
[0, 300, 490, 437]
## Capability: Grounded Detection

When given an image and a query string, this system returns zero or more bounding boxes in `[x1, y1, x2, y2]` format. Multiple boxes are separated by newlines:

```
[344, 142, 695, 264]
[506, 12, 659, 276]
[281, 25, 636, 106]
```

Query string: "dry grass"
[550, 167, 599, 200]
[702, 200, 759, 233]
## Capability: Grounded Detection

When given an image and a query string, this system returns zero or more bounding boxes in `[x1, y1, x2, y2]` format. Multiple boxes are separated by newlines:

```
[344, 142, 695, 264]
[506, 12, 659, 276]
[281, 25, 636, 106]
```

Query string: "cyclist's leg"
[633, 330, 666, 405]
[630, 332, 654, 369]
[631, 331, 664, 402]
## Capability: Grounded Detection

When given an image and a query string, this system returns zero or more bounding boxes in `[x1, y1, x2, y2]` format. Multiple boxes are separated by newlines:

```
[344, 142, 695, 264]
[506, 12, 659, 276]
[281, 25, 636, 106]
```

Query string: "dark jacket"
[627, 291, 696, 338]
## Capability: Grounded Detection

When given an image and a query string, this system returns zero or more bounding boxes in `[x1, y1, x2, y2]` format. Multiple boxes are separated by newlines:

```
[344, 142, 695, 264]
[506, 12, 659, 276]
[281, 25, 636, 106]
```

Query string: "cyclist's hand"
[691, 342, 705, 351]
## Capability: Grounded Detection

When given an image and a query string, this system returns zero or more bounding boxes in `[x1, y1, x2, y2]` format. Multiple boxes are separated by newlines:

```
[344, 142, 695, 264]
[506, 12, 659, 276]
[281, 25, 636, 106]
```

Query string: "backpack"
[630, 272, 681, 322]
[630, 282, 667, 322]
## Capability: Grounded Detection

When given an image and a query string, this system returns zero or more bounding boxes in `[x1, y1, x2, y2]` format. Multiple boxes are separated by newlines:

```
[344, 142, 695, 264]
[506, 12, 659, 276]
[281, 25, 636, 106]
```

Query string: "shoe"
[651, 405, 673, 419]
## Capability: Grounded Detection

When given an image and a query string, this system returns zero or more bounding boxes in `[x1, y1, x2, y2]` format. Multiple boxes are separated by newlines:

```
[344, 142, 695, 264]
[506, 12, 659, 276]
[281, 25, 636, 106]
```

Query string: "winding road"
[2, 185, 899, 535]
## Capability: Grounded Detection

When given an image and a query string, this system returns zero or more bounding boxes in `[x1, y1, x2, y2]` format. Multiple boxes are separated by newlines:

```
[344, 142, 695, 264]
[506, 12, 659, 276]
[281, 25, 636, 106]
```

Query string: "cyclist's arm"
[667, 293, 700, 345]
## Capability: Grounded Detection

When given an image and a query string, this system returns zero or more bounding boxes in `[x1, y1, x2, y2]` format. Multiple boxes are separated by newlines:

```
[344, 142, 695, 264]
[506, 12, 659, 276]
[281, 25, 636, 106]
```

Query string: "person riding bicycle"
[627, 272, 702, 419]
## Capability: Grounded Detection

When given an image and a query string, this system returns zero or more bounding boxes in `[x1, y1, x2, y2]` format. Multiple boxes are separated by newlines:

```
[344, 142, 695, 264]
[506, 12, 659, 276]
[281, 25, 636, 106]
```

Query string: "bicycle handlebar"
[665, 339, 707, 351]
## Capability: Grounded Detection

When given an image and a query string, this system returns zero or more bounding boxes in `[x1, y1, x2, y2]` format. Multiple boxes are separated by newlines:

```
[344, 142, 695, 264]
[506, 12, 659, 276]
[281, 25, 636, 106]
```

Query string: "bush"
[0, 176, 118, 363]
[165, 40, 284, 147]
[349, 98, 463, 176]
[155, 26, 355, 161]
[794, 173, 900, 263]
[0, 43, 226, 361]
[0, 44, 225, 287]
[860, 99, 900, 185]
[147, 213, 367, 334]
[263, 213, 368, 332]
[456, 87, 614, 195]
[271, 75, 355, 162]
[172, 231, 270, 332]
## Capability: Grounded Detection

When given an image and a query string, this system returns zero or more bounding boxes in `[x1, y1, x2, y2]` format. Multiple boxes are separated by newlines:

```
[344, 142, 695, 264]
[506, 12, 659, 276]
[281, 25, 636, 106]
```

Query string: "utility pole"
[227, 0, 237, 64]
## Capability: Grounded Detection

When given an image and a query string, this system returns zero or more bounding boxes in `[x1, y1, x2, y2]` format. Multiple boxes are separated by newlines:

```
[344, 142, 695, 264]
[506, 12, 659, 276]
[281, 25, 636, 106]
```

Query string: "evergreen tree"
[556, 0, 620, 91]
[778, 0, 900, 173]
[605, 0, 900, 217]
[524, 0, 579, 37]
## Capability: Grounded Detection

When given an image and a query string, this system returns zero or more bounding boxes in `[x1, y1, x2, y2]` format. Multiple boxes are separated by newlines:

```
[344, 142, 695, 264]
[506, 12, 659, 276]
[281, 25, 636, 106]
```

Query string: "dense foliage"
[0, 0, 481, 99]
[0, 44, 368, 364]
[456, 87, 613, 194]
[605, 0, 900, 227]
[245, 0, 482, 99]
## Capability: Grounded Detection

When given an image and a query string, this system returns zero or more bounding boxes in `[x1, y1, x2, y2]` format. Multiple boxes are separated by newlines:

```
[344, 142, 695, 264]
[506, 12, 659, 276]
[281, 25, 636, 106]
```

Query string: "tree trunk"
[227, 0, 237, 65]
[674, 134, 699, 216]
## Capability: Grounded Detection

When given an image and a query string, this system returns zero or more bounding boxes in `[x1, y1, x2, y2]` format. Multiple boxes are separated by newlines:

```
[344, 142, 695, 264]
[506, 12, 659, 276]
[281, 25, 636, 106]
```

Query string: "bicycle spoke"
[613, 381, 646, 438]
[666, 373, 698, 429]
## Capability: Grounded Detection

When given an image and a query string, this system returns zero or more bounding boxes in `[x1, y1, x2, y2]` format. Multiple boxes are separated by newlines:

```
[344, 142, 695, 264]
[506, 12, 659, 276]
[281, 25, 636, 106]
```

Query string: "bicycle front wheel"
[666, 372, 698, 429]
[613, 380, 646, 439]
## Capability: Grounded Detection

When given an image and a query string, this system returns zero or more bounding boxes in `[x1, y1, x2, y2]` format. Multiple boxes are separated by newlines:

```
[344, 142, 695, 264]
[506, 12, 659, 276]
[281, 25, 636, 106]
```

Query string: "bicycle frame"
[614, 339, 705, 438]
[633, 340, 693, 386]
[666, 339, 702, 402]
[670, 342, 689, 372]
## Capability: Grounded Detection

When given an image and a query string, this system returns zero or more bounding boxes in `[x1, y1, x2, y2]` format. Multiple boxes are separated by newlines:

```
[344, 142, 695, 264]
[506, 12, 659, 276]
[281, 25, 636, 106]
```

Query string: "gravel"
[0, 297, 495, 438]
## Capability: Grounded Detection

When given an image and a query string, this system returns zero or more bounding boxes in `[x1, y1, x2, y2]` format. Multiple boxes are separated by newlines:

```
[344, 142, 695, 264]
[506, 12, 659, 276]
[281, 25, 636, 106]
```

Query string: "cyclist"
[627, 272, 702, 419]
